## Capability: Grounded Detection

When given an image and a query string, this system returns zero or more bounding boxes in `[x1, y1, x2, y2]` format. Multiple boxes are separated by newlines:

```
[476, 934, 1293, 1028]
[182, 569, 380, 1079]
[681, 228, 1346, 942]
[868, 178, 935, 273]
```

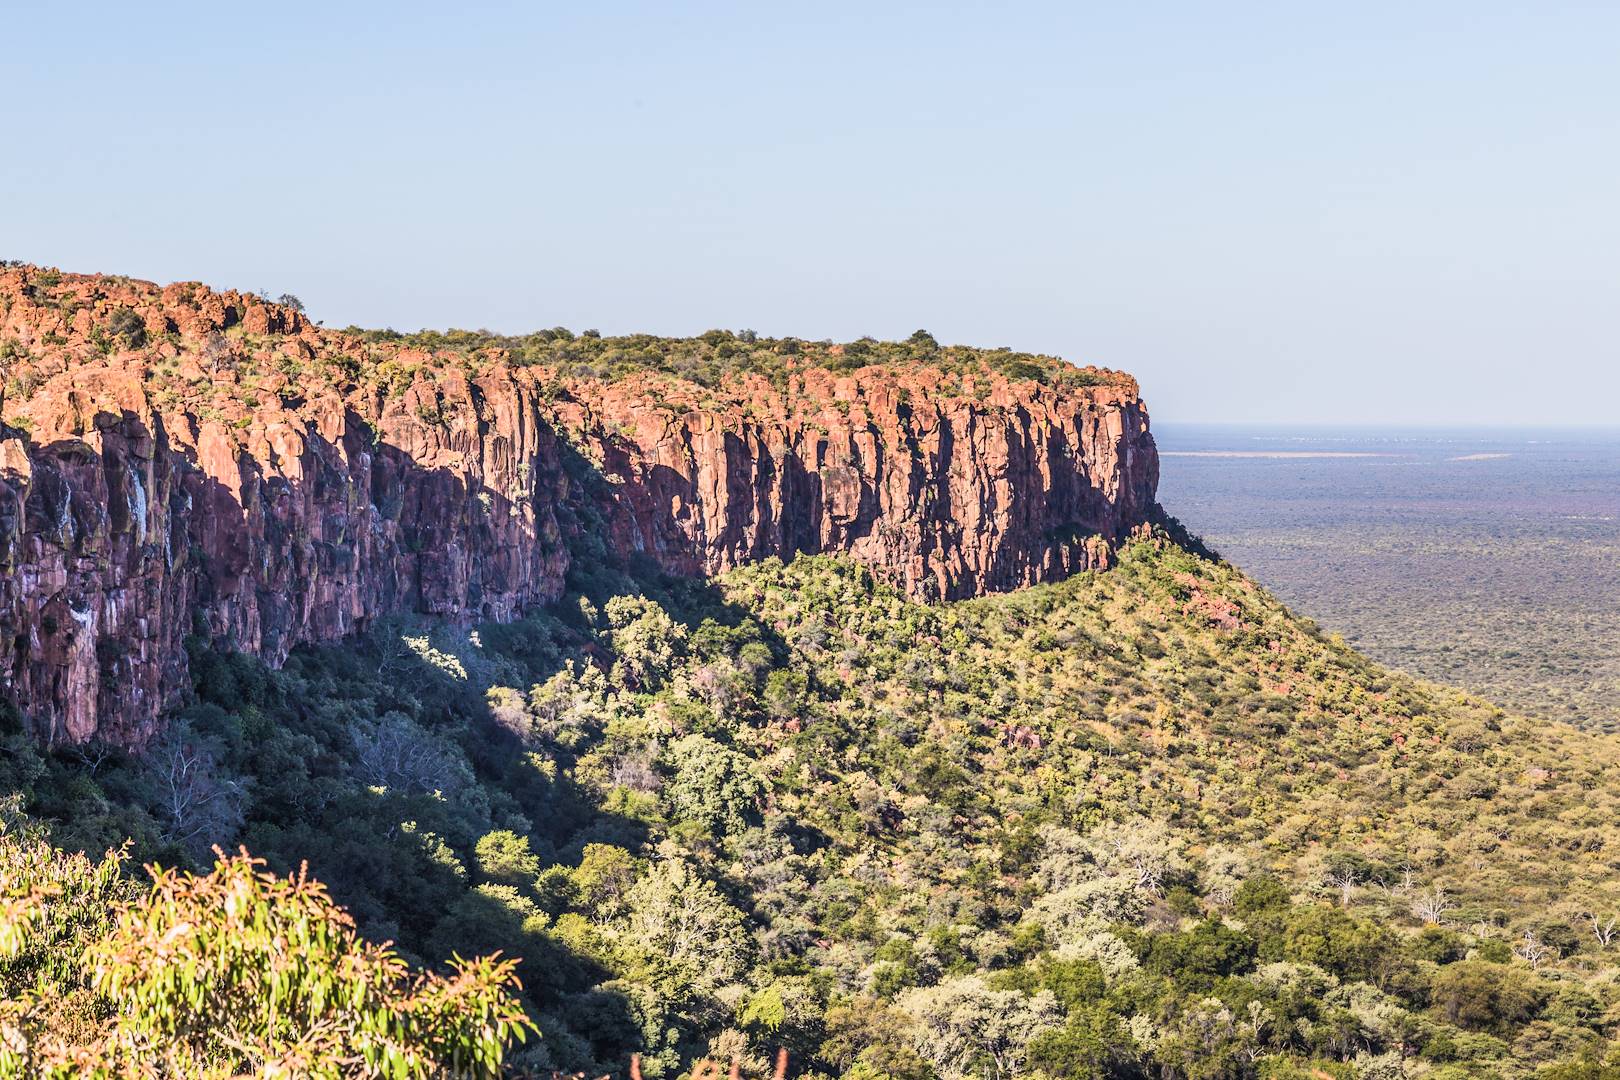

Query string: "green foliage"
[624, 859, 751, 992]
[1267, 906, 1394, 984]
[1137, 917, 1257, 985]
[739, 984, 787, 1033]
[660, 734, 763, 835]
[101, 306, 146, 349]
[0, 804, 131, 1008]
[1233, 875, 1292, 917]
[0, 829, 531, 1077]
[1430, 960, 1545, 1035]
[475, 829, 542, 888]
[92, 853, 531, 1077]
[1024, 1001, 1136, 1079]
[573, 843, 638, 915]
[820, 999, 932, 1080]
[897, 976, 1061, 1080]
[353, 324, 1111, 393]
[9, 534, 1620, 1076]
[0, 273, 1040, 464]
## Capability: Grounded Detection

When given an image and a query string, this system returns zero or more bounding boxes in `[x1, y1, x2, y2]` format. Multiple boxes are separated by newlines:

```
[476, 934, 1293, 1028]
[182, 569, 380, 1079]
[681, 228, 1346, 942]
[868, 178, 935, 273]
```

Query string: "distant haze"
[6, 2, 1617, 425]
[1156, 422, 1620, 727]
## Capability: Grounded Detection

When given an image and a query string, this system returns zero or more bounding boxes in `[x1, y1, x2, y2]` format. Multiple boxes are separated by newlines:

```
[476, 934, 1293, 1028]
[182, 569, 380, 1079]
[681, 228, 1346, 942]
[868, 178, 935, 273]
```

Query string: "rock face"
[558, 369, 1157, 599]
[0, 267, 1158, 744]
[0, 369, 574, 746]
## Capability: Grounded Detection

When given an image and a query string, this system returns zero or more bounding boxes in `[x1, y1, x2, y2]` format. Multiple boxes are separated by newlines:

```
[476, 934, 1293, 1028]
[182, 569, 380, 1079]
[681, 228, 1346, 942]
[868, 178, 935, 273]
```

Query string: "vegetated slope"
[7, 533, 1620, 1078]
[0, 264, 1155, 745]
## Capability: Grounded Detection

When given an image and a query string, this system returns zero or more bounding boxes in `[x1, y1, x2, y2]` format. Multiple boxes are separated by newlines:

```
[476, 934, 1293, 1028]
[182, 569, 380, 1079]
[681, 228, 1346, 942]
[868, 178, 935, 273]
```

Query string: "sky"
[5, 2, 1617, 425]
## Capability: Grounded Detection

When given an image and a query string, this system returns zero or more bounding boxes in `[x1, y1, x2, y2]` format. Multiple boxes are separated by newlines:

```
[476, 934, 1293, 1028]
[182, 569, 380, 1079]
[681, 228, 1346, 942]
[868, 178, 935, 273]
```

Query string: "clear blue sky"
[6, 2, 1617, 425]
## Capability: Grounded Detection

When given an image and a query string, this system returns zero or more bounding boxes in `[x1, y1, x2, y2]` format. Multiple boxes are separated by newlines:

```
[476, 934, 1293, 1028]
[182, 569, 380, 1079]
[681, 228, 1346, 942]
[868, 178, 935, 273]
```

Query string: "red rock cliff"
[0, 267, 1158, 743]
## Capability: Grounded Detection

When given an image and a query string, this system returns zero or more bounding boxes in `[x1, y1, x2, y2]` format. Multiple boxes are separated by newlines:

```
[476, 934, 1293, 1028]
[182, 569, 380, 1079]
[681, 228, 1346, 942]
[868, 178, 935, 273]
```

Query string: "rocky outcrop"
[0, 267, 1158, 744]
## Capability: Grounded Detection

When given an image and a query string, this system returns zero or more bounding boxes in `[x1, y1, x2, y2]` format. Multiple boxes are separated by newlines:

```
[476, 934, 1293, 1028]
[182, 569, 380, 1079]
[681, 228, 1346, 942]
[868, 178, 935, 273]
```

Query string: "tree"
[1588, 911, 1620, 948]
[605, 595, 686, 691]
[763, 669, 808, 723]
[624, 860, 751, 993]
[1277, 906, 1393, 983]
[1028, 819, 1189, 942]
[1141, 918, 1257, 985]
[200, 332, 235, 374]
[475, 830, 541, 888]
[1024, 1003, 1137, 1079]
[486, 686, 531, 743]
[103, 306, 147, 349]
[427, 883, 549, 964]
[518, 660, 612, 746]
[820, 999, 934, 1080]
[350, 712, 469, 796]
[1199, 846, 1253, 910]
[1037, 818, 1187, 897]
[1514, 930, 1555, 970]
[1030, 878, 1148, 942]
[1233, 874, 1292, 916]
[1429, 960, 1544, 1035]
[573, 843, 639, 915]
[1142, 997, 1260, 1080]
[661, 734, 764, 836]
[144, 722, 244, 861]
[898, 976, 1061, 1080]
[1311, 851, 1374, 908]
[1091, 818, 1185, 894]
[1412, 886, 1454, 925]
[0, 807, 132, 1001]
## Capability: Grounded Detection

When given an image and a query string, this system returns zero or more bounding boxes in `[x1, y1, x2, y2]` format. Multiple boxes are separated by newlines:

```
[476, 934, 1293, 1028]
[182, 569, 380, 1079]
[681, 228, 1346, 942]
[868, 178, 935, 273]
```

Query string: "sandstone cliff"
[0, 266, 1158, 743]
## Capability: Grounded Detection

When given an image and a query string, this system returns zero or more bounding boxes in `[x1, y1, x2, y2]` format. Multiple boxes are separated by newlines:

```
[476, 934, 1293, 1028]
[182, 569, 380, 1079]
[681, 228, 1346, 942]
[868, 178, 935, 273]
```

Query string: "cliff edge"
[0, 266, 1158, 743]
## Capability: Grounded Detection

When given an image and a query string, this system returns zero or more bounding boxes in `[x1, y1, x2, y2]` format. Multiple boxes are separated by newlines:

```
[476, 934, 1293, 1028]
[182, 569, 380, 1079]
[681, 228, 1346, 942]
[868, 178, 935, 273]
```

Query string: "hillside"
[8, 537, 1620, 1076]
[4, 266, 1620, 1078]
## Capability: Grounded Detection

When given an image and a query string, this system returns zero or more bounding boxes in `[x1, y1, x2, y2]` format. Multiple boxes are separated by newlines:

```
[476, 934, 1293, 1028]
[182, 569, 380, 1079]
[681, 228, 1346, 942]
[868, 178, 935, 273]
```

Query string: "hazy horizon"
[7, 2, 1617, 427]
[1163, 428, 1620, 437]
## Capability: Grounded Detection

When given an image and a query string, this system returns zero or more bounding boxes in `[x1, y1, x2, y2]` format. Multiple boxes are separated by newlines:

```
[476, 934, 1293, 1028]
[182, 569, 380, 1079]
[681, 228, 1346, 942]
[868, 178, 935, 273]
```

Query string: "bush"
[1429, 960, 1544, 1035]
[102, 307, 146, 349]
[0, 840, 533, 1078]
[1275, 906, 1393, 983]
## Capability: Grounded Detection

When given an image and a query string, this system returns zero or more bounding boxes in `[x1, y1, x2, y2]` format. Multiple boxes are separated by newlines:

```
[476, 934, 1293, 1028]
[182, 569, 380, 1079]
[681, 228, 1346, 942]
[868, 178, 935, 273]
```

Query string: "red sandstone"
[0, 267, 1157, 743]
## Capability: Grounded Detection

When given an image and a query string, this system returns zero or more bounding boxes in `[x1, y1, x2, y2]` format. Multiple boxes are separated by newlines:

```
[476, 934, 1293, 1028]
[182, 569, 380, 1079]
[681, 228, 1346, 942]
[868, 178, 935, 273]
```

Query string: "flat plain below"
[1157, 423, 1620, 732]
